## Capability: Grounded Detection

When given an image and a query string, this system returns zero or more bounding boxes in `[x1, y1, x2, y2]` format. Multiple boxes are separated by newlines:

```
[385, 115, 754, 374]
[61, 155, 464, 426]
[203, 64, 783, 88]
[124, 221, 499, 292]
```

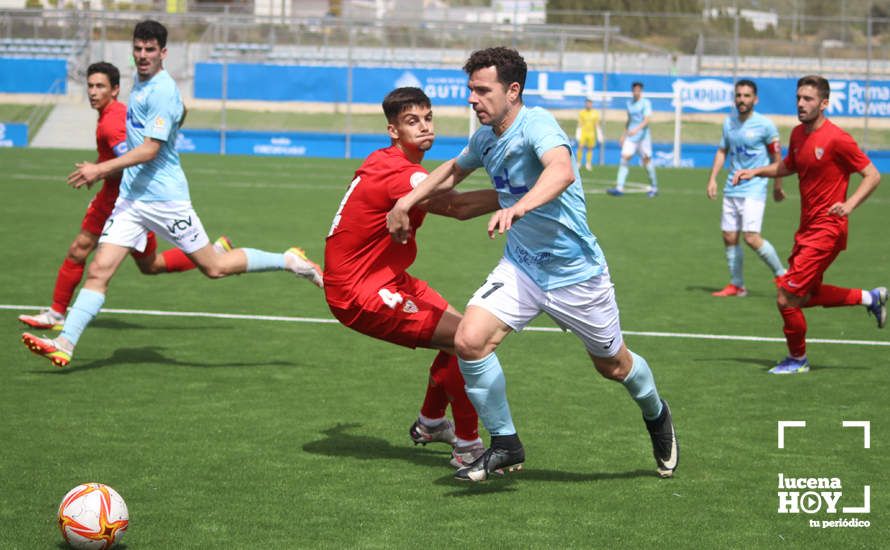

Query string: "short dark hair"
[382, 87, 431, 123]
[87, 61, 120, 88]
[797, 75, 830, 100]
[631, 82, 644, 90]
[463, 47, 527, 97]
[735, 79, 757, 95]
[133, 20, 167, 49]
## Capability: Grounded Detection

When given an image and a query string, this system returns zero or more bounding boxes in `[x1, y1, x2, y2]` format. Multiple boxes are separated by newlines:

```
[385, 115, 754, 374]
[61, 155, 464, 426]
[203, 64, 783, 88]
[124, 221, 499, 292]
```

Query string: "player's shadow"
[685, 284, 769, 298]
[91, 318, 231, 331]
[35, 346, 297, 374]
[303, 423, 654, 494]
[302, 423, 451, 469]
[57, 545, 128, 549]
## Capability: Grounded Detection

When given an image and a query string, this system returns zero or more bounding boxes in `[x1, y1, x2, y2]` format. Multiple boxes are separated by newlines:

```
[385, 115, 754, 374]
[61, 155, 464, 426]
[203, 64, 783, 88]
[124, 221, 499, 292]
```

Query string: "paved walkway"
[30, 96, 95, 150]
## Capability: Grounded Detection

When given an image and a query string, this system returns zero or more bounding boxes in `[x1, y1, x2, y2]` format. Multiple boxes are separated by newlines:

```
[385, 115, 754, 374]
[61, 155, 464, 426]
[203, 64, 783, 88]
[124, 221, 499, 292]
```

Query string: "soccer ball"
[57, 483, 129, 549]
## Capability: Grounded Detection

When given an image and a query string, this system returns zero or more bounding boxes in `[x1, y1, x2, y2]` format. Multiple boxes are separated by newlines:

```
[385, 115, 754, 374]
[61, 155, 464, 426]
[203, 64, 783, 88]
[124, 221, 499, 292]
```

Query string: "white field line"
[4, 304, 889, 347]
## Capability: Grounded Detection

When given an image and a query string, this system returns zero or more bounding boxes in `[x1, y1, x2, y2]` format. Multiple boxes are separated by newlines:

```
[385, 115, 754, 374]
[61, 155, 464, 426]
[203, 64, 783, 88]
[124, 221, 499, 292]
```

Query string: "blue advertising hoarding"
[0, 58, 67, 94]
[0, 122, 28, 147]
[193, 62, 890, 119]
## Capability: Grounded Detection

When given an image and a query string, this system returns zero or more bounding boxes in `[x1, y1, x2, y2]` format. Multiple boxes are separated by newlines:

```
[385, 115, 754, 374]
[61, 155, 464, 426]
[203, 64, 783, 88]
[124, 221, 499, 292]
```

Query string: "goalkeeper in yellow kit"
[575, 98, 603, 171]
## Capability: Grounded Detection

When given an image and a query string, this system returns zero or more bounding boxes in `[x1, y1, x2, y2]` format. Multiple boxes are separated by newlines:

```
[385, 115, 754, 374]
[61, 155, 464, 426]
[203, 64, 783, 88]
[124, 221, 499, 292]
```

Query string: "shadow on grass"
[35, 346, 296, 374]
[304, 423, 655, 495]
[721, 357, 868, 372]
[685, 284, 772, 298]
[57, 544, 128, 549]
[302, 423, 451, 469]
[91, 318, 230, 331]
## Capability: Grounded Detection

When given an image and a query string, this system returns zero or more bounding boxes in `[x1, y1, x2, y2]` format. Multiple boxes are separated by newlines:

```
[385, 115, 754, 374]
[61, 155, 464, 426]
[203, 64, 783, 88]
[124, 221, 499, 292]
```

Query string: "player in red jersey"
[325, 87, 499, 466]
[734, 75, 885, 374]
[18, 61, 228, 332]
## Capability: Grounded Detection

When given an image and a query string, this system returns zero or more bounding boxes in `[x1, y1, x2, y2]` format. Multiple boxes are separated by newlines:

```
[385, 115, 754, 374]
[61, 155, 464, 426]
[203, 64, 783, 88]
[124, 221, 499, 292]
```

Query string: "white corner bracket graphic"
[777, 421, 807, 449]
[842, 485, 871, 514]
[842, 420, 871, 449]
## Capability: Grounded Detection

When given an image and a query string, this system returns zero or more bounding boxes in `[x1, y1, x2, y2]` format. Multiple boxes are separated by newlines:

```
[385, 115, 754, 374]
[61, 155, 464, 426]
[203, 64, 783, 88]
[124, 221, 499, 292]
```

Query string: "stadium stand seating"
[0, 38, 87, 58]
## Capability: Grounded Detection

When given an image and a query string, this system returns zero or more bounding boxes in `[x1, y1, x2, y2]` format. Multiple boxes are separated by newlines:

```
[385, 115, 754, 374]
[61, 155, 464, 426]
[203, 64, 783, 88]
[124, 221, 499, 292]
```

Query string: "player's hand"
[487, 205, 526, 238]
[627, 128, 638, 137]
[68, 162, 102, 189]
[773, 186, 786, 202]
[828, 201, 852, 217]
[386, 201, 412, 244]
[706, 180, 717, 200]
[732, 169, 754, 186]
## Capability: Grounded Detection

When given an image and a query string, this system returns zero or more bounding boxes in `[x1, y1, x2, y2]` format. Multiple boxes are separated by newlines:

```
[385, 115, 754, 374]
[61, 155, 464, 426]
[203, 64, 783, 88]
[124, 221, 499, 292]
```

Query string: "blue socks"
[755, 240, 786, 276]
[60, 288, 105, 346]
[725, 244, 744, 287]
[458, 353, 516, 436]
[615, 163, 628, 190]
[243, 248, 285, 272]
[622, 351, 663, 421]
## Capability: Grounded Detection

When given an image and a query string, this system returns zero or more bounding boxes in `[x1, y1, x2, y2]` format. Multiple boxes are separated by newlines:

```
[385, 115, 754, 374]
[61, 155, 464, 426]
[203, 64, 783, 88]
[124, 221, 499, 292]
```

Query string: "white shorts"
[621, 136, 653, 159]
[721, 196, 766, 233]
[467, 258, 624, 358]
[99, 198, 210, 254]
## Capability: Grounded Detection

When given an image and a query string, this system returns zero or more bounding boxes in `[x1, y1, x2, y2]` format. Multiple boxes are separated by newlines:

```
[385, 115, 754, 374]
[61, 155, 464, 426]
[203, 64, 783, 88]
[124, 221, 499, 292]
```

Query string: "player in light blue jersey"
[21, 20, 323, 369]
[608, 82, 658, 198]
[387, 47, 677, 482]
[706, 79, 786, 297]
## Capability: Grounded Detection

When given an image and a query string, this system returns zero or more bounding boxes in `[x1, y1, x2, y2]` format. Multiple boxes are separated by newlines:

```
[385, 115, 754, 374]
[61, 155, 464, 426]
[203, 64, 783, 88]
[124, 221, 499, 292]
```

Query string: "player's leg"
[142, 202, 322, 286]
[714, 197, 746, 297]
[609, 142, 635, 195]
[131, 233, 232, 275]
[641, 137, 658, 197]
[740, 197, 786, 278]
[452, 259, 540, 481]
[19, 229, 99, 330]
[804, 282, 887, 328]
[771, 244, 822, 374]
[22, 243, 131, 368]
[545, 266, 676, 477]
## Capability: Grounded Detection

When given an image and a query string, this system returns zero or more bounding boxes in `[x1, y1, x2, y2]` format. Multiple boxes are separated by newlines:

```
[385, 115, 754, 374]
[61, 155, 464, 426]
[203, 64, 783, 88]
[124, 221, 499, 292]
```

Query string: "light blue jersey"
[626, 98, 652, 143]
[720, 111, 779, 199]
[456, 106, 605, 291]
[121, 70, 188, 201]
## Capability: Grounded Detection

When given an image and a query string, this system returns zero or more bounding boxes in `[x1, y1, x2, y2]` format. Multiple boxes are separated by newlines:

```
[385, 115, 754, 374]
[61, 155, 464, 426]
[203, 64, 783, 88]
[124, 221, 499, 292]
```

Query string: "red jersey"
[783, 119, 870, 250]
[95, 100, 128, 188]
[324, 146, 429, 308]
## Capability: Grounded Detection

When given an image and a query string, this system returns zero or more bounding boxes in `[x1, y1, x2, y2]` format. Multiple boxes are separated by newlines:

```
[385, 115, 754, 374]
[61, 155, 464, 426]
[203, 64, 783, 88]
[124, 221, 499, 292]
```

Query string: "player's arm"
[732, 158, 794, 185]
[387, 159, 473, 243]
[488, 145, 575, 237]
[706, 147, 727, 200]
[422, 189, 500, 220]
[829, 163, 880, 217]
[179, 105, 188, 128]
[768, 138, 786, 202]
[67, 138, 162, 189]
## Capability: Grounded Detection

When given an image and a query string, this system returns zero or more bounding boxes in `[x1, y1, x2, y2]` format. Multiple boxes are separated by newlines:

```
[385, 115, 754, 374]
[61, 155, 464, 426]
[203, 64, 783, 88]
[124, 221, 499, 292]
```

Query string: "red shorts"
[81, 184, 118, 236]
[327, 272, 449, 349]
[80, 184, 155, 259]
[779, 240, 844, 297]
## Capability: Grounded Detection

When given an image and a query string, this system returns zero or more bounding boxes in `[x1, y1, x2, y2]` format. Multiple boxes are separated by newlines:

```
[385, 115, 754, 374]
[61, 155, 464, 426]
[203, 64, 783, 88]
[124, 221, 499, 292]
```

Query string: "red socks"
[779, 306, 807, 358]
[804, 284, 861, 308]
[160, 249, 197, 272]
[51, 258, 85, 314]
[426, 352, 479, 442]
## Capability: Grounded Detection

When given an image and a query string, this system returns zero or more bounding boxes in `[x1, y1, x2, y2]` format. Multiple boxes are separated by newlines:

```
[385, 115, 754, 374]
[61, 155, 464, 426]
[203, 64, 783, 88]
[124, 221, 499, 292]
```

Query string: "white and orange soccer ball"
[57, 483, 129, 549]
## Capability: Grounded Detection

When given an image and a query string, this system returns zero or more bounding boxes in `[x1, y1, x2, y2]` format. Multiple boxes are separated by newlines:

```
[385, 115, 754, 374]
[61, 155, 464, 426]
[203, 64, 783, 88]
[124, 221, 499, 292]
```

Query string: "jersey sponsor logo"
[492, 168, 530, 194]
[126, 110, 144, 129]
[733, 144, 759, 159]
[166, 216, 193, 234]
